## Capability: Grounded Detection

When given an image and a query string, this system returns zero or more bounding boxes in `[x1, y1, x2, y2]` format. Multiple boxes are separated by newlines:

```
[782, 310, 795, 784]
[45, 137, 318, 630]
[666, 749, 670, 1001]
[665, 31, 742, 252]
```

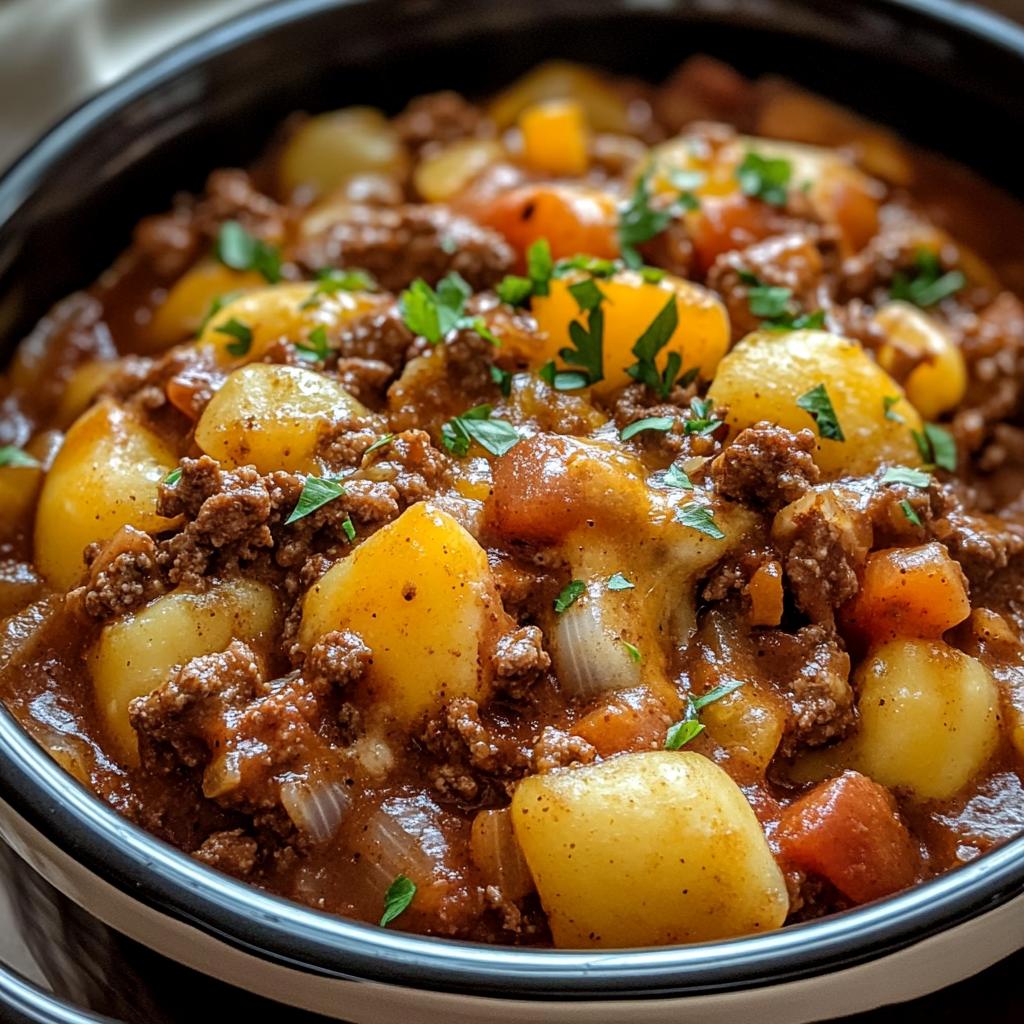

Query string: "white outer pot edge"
[1, 796, 1022, 1024]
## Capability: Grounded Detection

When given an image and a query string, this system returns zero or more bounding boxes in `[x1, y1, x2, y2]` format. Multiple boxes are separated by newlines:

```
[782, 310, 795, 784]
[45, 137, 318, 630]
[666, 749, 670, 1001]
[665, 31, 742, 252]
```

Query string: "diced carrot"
[687, 193, 775, 273]
[472, 183, 619, 265]
[819, 172, 879, 254]
[777, 770, 919, 904]
[747, 560, 784, 627]
[571, 687, 670, 757]
[520, 99, 589, 177]
[841, 542, 970, 648]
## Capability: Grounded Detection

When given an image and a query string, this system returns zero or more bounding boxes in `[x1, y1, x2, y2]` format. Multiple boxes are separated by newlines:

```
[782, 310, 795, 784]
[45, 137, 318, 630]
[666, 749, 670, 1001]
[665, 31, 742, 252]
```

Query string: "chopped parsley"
[797, 383, 845, 442]
[286, 476, 347, 524]
[342, 518, 357, 542]
[490, 365, 513, 398]
[743, 275, 825, 331]
[607, 572, 635, 591]
[163, 467, 182, 486]
[496, 275, 533, 307]
[538, 360, 589, 391]
[560, 305, 605, 385]
[214, 220, 281, 283]
[554, 255, 619, 279]
[301, 267, 376, 308]
[665, 680, 745, 750]
[554, 579, 586, 613]
[381, 874, 416, 927]
[567, 277, 605, 313]
[912, 423, 957, 472]
[214, 318, 253, 357]
[662, 463, 693, 489]
[295, 324, 330, 362]
[620, 416, 675, 441]
[900, 499, 923, 527]
[625, 293, 683, 399]
[0, 446, 39, 469]
[674, 502, 725, 539]
[441, 405, 520, 458]
[639, 266, 667, 284]
[748, 285, 792, 319]
[622, 640, 642, 663]
[684, 396, 722, 436]
[883, 395, 905, 423]
[199, 291, 242, 335]
[736, 151, 791, 207]
[881, 466, 931, 488]
[891, 250, 966, 308]
[399, 273, 471, 343]
[619, 171, 673, 270]
[527, 239, 554, 297]
[364, 433, 394, 457]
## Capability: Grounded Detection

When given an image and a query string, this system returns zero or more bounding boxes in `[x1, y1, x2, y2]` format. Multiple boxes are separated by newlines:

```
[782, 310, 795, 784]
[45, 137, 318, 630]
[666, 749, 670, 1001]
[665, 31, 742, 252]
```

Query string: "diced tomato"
[777, 770, 919, 905]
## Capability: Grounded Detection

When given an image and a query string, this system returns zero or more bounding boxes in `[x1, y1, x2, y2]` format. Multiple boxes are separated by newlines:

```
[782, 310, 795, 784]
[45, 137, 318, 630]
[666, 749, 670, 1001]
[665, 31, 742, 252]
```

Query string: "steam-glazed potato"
[194, 363, 366, 474]
[852, 639, 999, 800]
[530, 270, 730, 395]
[511, 751, 789, 947]
[196, 282, 386, 366]
[707, 330, 923, 476]
[89, 579, 275, 762]
[299, 502, 516, 729]
[34, 401, 180, 591]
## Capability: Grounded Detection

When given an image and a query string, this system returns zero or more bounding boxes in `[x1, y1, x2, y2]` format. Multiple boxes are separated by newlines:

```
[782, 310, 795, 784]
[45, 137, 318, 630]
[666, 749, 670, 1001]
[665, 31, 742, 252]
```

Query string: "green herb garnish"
[554, 580, 586, 613]
[381, 874, 416, 927]
[748, 285, 792, 319]
[342, 518, 357, 542]
[286, 476, 347, 524]
[797, 383, 845, 442]
[215, 318, 253, 357]
[891, 250, 966, 308]
[665, 680, 745, 750]
[607, 573, 635, 591]
[664, 719, 705, 749]
[625, 293, 682, 400]
[527, 238, 554, 297]
[214, 220, 281, 283]
[399, 273, 470, 344]
[911, 423, 957, 472]
[538, 360, 589, 391]
[199, 291, 242, 335]
[619, 171, 673, 270]
[0, 446, 39, 469]
[490, 365, 513, 398]
[736, 151, 791, 207]
[620, 416, 675, 441]
[496, 275, 533, 307]
[662, 463, 693, 489]
[163, 468, 182, 486]
[441, 405, 520, 458]
[559, 305, 605, 385]
[301, 267, 376, 308]
[295, 324, 330, 362]
[674, 502, 725, 539]
[900, 500, 923, 527]
[553, 255, 618, 279]
[883, 395, 905, 423]
[684, 396, 722, 436]
[364, 434, 394, 457]
[567, 277, 605, 313]
[881, 466, 931, 488]
[622, 640, 642, 663]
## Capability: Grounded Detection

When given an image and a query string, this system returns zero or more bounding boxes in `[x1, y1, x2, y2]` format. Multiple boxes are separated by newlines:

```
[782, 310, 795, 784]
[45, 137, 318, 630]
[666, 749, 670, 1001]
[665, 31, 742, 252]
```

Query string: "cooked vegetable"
[520, 99, 589, 177]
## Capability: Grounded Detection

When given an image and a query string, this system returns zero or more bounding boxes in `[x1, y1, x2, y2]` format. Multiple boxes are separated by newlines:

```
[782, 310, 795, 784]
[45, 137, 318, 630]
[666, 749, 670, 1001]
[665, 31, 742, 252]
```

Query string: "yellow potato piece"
[279, 107, 406, 198]
[708, 330, 923, 476]
[0, 463, 43, 546]
[34, 400, 179, 591]
[147, 259, 266, 350]
[196, 282, 386, 367]
[414, 139, 504, 203]
[89, 579, 276, 763]
[511, 751, 788, 948]
[299, 502, 514, 729]
[851, 639, 999, 800]
[530, 270, 730, 397]
[874, 301, 967, 422]
[700, 684, 787, 775]
[520, 99, 589, 177]
[54, 360, 121, 428]
[194, 363, 366, 474]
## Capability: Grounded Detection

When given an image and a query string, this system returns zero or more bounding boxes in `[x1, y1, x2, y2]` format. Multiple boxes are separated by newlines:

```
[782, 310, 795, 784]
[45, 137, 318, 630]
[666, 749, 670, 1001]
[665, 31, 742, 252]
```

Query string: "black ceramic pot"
[3, 2, 1024, 1021]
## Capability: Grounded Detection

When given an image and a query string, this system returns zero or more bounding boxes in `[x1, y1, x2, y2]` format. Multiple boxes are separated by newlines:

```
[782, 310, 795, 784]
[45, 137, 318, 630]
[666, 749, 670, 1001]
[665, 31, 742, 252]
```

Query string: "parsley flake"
[607, 572, 635, 591]
[900, 499, 923, 527]
[527, 239, 554, 297]
[662, 463, 693, 489]
[619, 171, 673, 270]
[736, 151, 791, 207]
[441, 405, 520, 458]
[342, 518, 357, 542]
[748, 285, 792, 319]
[665, 719, 705, 749]
[621, 416, 675, 441]
[560, 306, 605, 385]
[881, 466, 931, 488]
[626, 293, 682, 399]
[553, 255, 618, 279]
[797, 383, 845, 442]
[622, 640, 642, 663]
[496, 275, 533, 307]
[215, 318, 253, 357]
[286, 476, 346, 524]
[891, 250, 966, 308]
[674, 502, 725, 539]
[567, 277, 605, 313]
[214, 220, 281, 283]
[381, 874, 416, 927]
[537, 360, 589, 391]
[883, 395, 905, 423]
[364, 434, 394, 457]
[640, 266, 667, 284]
[490, 365, 513, 397]
[665, 680, 744, 750]
[0, 446, 39, 469]
[295, 324, 330, 362]
[163, 468, 182, 486]
[554, 580, 586, 614]
[684, 396, 722, 436]
[301, 267, 376, 308]
[912, 423, 957, 471]
[399, 273, 470, 344]
[199, 291, 241, 335]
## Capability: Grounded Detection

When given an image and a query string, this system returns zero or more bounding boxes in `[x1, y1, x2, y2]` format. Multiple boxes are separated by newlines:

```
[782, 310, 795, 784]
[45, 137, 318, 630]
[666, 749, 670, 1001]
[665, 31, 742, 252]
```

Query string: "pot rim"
[3, 0, 1024, 1002]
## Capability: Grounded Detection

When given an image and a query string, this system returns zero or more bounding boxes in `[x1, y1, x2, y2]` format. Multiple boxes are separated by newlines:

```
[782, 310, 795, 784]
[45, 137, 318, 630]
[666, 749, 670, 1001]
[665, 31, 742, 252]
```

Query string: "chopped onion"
[552, 595, 641, 700]
[281, 777, 352, 844]
[471, 808, 534, 900]
[202, 751, 242, 798]
[362, 797, 442, 895]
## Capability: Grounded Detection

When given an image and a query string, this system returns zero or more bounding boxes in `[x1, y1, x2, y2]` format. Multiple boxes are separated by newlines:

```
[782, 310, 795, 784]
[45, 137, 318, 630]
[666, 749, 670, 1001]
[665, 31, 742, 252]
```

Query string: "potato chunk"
[196, 282, 385, 366]
[194, 363, 365, 474]
[89, 579, 275, 762]
[708, 330, 923, 476]
[530, 270, 729, 396]
[852, 639, 999, 800]
[34, 400, 179, 591]
[511, 751, 788, 948]
[298, 502, 515, 729]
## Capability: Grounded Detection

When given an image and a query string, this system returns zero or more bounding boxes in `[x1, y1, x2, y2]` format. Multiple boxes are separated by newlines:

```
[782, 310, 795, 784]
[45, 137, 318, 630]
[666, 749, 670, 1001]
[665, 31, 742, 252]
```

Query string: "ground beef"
[75, 526, 164, 620]
[293, 203, 514, 292]
[333, 357, 396, 406]
[193, 829, 259, 877]
[653, 56, 759, 134]
[532, 727, 596, 774]
[932, 504, 1024, 587]
[491, 627, 551, 699]
[710, 422, 821, 512]
[303, 631, 372, 693]
[331, 305, 416, 366]
[395, 91, 491, 156]
[957, 292, 1024, 436]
